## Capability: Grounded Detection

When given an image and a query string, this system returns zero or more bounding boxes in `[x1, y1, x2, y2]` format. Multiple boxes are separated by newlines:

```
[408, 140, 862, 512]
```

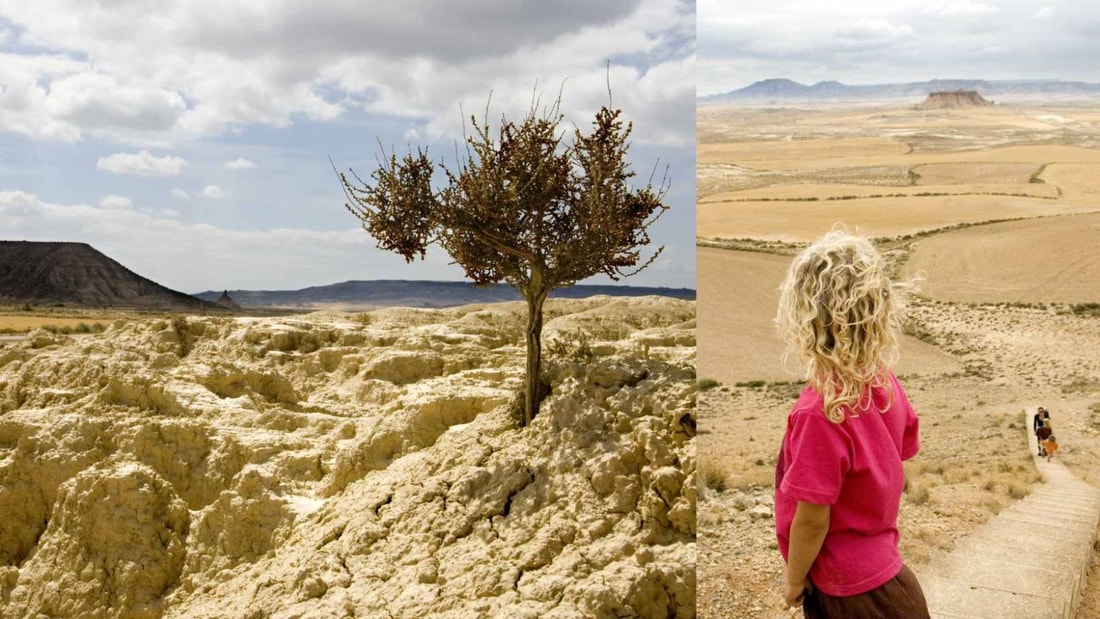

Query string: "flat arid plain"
[697, 99, 1100, 617]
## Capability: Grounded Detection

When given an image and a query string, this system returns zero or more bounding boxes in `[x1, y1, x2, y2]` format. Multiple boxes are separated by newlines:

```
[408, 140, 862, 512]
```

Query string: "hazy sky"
[0, 0, 695, 292]
[699, 0, 1100, 95]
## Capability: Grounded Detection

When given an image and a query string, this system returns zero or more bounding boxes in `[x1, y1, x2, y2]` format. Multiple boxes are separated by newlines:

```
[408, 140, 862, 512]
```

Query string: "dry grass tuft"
[698, 460, 730, 496]
[905, 483, 932, 506]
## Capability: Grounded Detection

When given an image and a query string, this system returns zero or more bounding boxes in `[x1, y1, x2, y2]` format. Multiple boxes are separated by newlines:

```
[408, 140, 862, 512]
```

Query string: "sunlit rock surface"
[0, 296, 696, 618]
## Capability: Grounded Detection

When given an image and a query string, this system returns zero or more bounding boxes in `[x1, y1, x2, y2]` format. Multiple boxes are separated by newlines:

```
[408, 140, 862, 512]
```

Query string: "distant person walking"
[1042, 435, 1059, 462]
[1036, 407, 1053, 457]
[773, 229, 929, 618]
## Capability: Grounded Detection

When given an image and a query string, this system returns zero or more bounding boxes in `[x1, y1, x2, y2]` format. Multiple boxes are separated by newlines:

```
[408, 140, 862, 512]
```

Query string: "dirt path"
[917, 407, 1100, 618]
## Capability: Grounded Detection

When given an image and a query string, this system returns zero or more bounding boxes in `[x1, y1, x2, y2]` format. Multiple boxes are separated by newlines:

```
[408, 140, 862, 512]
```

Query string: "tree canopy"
[338, 97, 669, 424]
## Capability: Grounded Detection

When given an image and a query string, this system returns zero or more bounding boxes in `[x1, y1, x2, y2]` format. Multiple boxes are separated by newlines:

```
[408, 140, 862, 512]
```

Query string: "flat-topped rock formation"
[918, 90, 994, 109]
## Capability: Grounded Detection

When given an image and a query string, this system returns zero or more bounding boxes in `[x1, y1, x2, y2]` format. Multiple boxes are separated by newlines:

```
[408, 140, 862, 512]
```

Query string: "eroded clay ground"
[0, 296, 696, 618]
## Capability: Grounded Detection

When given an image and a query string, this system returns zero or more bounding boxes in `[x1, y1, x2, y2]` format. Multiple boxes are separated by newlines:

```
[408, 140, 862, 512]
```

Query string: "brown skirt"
[802, 564, 930, 619]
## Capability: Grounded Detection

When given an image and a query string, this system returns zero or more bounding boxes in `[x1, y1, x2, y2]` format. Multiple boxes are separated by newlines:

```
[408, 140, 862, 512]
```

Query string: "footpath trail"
[917, 407, 1100, 618]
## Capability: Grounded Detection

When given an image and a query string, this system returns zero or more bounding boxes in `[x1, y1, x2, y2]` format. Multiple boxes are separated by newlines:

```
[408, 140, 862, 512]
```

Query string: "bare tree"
[337, 96, 669, 425]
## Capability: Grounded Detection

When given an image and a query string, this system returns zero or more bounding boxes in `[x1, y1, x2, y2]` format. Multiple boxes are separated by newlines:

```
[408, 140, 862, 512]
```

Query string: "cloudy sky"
[699, 0, 1100, 95]
[0, 0, 695, 293]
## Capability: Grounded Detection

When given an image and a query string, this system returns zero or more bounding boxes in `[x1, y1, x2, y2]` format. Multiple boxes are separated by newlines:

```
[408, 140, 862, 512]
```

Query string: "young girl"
[773, 229, 929, 618]
[1041, 434, 1059, 462]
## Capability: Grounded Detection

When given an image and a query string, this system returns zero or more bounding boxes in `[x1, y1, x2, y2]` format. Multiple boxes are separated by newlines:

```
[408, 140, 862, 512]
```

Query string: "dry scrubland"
[0, 296, 696, 618]
[0, 307, 125, 336]
[697, 100, 1100, 617]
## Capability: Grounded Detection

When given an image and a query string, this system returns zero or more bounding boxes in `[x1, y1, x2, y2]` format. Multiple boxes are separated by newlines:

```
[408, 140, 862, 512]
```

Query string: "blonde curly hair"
[775, 228, 907, 423]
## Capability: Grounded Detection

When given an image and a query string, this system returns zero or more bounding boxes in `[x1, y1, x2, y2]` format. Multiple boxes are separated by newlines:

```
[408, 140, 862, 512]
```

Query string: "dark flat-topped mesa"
[917, 90, 994, 109]
[0, 241, 220, 310]
[700, 78, 1100, 103]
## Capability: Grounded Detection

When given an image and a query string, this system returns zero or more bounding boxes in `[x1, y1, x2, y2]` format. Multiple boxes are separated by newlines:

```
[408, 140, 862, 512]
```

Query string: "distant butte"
[917, 90, 994, 109]
[214, 290, 242, 311]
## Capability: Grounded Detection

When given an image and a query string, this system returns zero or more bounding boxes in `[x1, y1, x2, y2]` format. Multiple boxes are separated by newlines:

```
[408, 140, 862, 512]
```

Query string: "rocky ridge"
[0, 295, 696, 618]
[0, 241, 218, 311]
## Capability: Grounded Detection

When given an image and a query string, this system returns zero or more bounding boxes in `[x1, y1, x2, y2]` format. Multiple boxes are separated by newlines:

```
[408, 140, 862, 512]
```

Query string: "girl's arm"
[784, 500, 831, 607]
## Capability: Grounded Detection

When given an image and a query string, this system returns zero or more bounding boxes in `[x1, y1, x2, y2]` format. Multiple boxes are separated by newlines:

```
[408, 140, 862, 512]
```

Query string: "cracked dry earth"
[0, 296, 696, 618]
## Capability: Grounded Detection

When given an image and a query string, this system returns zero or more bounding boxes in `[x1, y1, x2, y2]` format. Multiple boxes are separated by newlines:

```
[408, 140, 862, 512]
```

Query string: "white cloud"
[223, 157, 258, 170]
[836, 18, 914, 43]
[697, 1, 1100, 92]
[1036, 5, 1055, 18]
[96, 150, 186, 177]
[0, 52, 88, 142]
[201, 185, 229, 199]
[935, 1, 998, 15]
[170, 187, 189, 200]
[97, 195, 133, 210]
[325, 0, 695, 146]
[0, 0, 693, 146]
[44, 72, 185, 133]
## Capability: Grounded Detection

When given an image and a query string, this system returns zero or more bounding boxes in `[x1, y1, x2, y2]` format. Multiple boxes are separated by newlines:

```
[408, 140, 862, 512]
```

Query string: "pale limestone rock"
[749, 504, 773, 520]
[0, 565, 16, 605]
[0, 297, 696, 617]
[7, 461, 189, 618]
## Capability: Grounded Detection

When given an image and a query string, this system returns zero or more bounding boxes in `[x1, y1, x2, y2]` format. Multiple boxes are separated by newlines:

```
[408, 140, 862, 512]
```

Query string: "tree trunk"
[523, 289, 548, 426]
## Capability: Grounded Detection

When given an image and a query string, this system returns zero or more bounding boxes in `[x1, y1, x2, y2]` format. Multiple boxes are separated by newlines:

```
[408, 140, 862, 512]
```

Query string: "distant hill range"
[195, 280, 696, 310]
[0, 240, 692, 312]
[0, 241, 219, 310]
[700, 78, 1100, 103]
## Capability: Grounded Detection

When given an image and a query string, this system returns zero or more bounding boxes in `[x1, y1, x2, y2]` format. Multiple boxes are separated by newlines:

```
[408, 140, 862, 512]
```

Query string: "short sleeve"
[779, 410, 851, 505]
[894, 377, 920, 460]
[901, 405, 920, 460]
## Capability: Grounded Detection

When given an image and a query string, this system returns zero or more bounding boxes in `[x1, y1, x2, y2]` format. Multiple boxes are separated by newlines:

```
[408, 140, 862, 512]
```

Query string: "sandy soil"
[698, 194, 1096, 242]
[698, 138, 910, 169]
[913, 162, 1038, 185]
[0, 308, 126, 333]
[697, 101, 1100, 618]
[0, 315, 110, 332]
[696, 248, 797, 385]
[700, 182, 1059, 204]
[904, 212, 1100, 303]
[1042, 163, 1100, 201]
[700, 142, 1100, 174]
[697, 246, 963, 386]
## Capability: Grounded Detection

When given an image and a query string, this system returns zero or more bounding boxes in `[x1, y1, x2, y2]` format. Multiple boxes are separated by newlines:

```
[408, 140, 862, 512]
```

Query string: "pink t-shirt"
[774, 372, 920, 596]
